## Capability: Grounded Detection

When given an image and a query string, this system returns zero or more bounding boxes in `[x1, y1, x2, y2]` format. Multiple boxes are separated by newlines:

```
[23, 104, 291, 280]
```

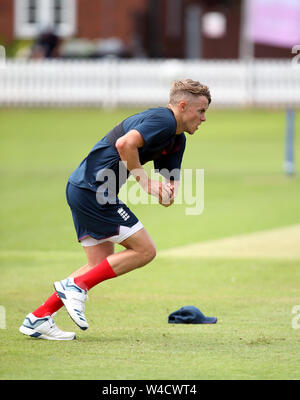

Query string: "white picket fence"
[0, 59, 299, 107]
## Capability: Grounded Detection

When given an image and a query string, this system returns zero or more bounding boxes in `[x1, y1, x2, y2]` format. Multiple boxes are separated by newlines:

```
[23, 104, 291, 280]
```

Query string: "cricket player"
[19, 79, 211, 340]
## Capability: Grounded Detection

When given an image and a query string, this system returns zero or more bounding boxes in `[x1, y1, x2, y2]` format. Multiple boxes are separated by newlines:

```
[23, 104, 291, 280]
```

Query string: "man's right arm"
[115, 130, 173, 206]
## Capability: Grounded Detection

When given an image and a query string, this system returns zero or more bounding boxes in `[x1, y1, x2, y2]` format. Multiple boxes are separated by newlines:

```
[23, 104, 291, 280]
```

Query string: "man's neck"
[168, 104, 184, 135]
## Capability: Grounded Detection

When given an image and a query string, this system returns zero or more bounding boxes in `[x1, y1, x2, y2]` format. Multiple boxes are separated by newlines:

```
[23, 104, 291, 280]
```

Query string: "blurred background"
[0, 0, 299, 253]
[0, 0, 299, 107]
[1, 0, 299, 59]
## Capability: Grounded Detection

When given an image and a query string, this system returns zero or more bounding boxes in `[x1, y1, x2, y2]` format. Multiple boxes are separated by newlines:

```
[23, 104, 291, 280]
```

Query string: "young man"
[19, 79, 211, 340]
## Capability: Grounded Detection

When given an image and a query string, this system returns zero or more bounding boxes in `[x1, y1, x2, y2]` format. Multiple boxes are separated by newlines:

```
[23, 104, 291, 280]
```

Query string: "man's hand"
[146, 180, 174, 207]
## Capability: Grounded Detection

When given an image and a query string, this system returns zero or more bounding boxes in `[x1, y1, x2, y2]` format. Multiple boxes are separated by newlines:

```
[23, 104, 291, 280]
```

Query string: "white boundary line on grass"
[158, 224, 300, 260]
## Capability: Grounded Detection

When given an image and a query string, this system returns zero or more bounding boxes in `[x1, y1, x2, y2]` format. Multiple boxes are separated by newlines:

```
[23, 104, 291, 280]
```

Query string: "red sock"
[32, 259, 116, 317]
[74, 258, 117, 291]
[33, 292, 64, 318]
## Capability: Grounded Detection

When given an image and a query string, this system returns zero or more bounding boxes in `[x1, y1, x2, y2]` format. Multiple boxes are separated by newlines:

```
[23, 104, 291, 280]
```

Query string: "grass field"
[0, 107, 300, 380]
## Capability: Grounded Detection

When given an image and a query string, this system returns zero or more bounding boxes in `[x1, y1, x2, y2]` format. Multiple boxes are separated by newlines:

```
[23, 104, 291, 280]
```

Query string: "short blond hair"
[169, 79, 211, 105]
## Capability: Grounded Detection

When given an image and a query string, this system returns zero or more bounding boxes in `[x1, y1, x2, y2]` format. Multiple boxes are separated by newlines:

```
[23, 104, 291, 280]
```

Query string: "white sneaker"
[54, 277, 89, 330]
[19, 313, 76, 340]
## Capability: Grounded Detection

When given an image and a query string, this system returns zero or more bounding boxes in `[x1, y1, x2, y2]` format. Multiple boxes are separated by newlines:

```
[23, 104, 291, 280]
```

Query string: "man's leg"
[70, 241, 115, 278]
[54, 228, 156, 329]
[109, 227, 157, 274]
[32, 241, 114, 318]
[73, 228, 156, 290]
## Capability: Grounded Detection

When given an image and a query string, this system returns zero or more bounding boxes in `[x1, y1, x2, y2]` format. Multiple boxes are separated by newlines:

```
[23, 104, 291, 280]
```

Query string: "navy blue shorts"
[66, 182, 139, 242]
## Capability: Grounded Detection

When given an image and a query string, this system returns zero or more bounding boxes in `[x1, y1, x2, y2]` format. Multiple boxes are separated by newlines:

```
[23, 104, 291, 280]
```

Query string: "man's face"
[180, 95, 209, 135]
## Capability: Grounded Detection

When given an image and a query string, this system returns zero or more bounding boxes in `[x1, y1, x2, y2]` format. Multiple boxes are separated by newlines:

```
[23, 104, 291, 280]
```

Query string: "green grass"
[0, 108, 300, 380]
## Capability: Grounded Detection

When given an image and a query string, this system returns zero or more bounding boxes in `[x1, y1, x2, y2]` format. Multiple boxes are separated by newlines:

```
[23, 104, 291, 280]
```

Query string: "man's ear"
[178, 100, 187, 112]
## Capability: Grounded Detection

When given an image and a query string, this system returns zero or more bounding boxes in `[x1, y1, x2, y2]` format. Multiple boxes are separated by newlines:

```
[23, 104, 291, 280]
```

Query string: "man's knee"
[143, 243, 156, 264]
[135, 242, 156, 267]
[120, 228, 156, 267]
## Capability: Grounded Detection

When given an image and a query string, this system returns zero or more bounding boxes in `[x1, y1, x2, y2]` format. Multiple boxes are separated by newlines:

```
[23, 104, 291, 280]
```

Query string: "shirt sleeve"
[134, 113, 176, 148]
[154, 134, 186, 181]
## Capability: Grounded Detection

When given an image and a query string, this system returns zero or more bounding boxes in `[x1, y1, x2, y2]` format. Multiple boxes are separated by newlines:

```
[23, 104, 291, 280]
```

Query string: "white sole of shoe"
[19, 325, 76, 341]
[54, 281, 88, 330]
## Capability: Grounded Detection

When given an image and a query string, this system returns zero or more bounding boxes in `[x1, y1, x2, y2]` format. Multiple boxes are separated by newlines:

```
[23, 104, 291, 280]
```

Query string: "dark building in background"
[140, 0, 291, 59]
[0, 0, 292, 59]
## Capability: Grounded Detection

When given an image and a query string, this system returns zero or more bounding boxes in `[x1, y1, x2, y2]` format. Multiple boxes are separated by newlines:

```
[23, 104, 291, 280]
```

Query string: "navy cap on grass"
[168, 306, 217, 324]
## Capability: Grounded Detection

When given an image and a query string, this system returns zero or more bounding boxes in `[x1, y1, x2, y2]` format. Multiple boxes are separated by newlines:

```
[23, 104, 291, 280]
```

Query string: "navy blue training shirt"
[68, 107, 186, 193]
